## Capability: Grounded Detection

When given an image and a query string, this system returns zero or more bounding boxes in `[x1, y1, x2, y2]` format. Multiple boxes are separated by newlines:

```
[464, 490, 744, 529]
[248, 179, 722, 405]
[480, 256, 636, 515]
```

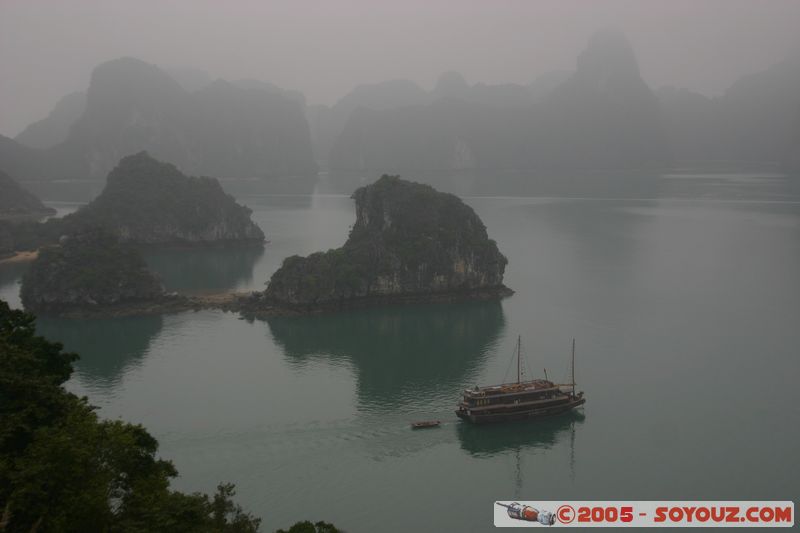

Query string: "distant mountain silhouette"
[324, 38, 800, 175]
[307, 79, 430, 164]
[163, 66, 213, 92]
[15, 91, 86, 150]
[433, 71, 470, 99]
[329, 99, 514, 171]
[658, 53, 800, 167]
[0, 169, 54, 218]
[527, 70, 573, 101]
[532, 30, 668, 169]
[63, 58, 189, 178]
[0, 135, 50, 180]
[182, 78, 315, 178]
[335, 79, 430, 113]
[656, 86, 723, 163]
[330, 31, 668, 173]
[310, 71, 570, 166]
[717, 54, 800, 164]
[231, 78, 306, 106]
[3, 57, 316, 181]
[432, 70, 570, 107]
[7, 36, 800, 186]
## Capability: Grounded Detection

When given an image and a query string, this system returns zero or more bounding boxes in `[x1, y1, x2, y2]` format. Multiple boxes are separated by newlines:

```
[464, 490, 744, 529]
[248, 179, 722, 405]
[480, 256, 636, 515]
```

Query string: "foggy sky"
[2, 0, 800, 137]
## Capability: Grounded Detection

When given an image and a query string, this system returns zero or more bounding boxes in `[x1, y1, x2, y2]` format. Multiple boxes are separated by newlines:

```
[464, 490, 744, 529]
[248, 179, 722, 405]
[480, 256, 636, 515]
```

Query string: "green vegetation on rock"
[259, 175, 509, 310]
[20, 229, 165, 315]
[62, 152, 265, 244]
[1, 152, 265, 257]
[275, 522, 342, 533]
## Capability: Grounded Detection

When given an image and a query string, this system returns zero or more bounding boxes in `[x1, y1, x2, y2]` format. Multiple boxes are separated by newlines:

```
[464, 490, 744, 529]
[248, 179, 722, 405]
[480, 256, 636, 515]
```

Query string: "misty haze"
[1, 2, 798, 532]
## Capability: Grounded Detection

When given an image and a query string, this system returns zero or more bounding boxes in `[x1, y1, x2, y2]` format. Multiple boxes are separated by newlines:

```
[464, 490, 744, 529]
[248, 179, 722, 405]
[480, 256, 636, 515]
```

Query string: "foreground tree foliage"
[275, 522, 342, 533]
[0, 300, 261, 532]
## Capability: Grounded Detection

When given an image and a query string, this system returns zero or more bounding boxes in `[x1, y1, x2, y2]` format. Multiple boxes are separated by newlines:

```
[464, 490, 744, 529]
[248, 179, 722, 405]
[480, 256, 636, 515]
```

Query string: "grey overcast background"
[2, 0, 800, 137]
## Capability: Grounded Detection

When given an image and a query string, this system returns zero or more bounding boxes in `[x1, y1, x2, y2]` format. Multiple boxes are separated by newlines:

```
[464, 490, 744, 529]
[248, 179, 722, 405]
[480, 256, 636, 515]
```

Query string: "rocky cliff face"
[21, 230, 166, 315]
[257, 175, 509, 311]
[64, 152, 264, 244]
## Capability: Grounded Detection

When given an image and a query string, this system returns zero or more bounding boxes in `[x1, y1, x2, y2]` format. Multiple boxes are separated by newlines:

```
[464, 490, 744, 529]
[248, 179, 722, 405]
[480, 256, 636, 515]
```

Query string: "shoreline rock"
[24, 285, 515, 320]
[32, 294, 192, 319]
[238, 285, 514, 318]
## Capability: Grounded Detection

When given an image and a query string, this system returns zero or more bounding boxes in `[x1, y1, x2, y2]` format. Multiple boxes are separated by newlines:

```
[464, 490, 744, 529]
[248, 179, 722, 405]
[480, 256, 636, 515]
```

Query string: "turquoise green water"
[1, 173, 799, 532]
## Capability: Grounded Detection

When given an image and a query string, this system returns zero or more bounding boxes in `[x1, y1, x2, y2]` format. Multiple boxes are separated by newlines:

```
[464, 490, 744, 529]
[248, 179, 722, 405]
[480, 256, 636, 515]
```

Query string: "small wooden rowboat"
[411, 420, 441, 429]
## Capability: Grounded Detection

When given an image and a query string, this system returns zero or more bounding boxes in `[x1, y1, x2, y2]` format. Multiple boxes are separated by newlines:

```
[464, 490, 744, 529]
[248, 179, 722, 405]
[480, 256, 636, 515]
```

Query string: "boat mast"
[517, 335, 521, 384]
[571, 338, 576, 394]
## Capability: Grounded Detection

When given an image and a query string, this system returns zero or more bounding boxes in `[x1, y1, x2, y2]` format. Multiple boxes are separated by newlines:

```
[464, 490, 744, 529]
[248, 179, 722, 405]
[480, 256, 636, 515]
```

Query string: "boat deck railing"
[464, 379, 555, 397]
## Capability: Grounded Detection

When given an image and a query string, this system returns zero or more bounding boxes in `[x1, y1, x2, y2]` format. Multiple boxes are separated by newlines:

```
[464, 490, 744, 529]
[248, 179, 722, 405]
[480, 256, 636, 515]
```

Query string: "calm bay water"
[1, 172, 799, 532]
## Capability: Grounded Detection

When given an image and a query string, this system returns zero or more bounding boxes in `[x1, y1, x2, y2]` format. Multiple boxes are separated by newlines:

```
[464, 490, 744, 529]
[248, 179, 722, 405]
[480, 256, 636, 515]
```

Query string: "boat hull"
[411, 421, 441, 429]
[455, 397, 585, 424]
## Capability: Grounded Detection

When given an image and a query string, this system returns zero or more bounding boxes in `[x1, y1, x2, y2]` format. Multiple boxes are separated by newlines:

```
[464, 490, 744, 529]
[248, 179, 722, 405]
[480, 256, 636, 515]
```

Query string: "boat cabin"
[462, 380, 566, 408]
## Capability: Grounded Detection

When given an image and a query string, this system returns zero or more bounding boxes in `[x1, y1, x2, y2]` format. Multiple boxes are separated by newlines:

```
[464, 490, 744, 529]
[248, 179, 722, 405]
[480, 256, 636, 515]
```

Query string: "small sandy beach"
[0, 250, 39, 264]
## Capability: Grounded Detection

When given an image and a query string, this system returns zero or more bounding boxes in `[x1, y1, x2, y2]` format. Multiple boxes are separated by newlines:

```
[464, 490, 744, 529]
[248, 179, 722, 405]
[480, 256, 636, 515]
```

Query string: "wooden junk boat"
[456, 337, 585, 424]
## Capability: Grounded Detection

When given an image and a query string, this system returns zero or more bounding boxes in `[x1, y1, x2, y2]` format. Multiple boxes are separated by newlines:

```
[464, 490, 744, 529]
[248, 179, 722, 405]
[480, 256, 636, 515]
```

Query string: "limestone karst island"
[13, 164, 512, 318]
[247, 175, 511, 314]
[20, 229, 172, 317]
[62, 151, 265, 245]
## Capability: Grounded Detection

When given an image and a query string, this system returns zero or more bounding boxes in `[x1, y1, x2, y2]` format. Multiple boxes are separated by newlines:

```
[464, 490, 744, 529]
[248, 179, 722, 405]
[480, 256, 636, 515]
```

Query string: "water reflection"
[264, 300, 506, 411]
[457, 411, 585, 457]
[458, 412, 585, 497]
[37, 315, 163, 391]
[0, 261, 28, 308]
[143, 246, 264, 292]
